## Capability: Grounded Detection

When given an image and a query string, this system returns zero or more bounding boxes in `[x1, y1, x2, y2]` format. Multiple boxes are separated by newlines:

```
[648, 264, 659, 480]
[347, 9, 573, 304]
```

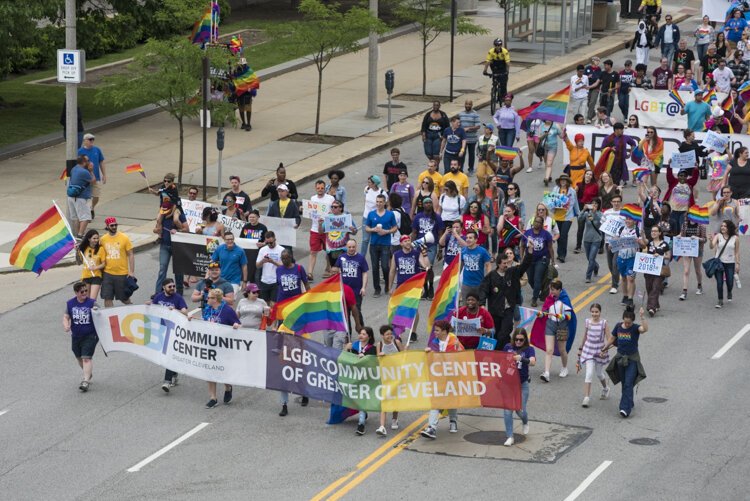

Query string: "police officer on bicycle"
[483, 38, 511, 103]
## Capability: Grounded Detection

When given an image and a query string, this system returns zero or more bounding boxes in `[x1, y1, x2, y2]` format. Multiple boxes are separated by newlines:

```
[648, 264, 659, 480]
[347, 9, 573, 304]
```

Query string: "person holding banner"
[680, 90, 711, 133]
[641, 225, 671, 316]
[677, 129, 707, 177]
[502, 328, 535, 446]
[148, 278, 188, 393]
[63, 282, 99, 392]
[678, 216, 706, 300]
[602, 307, 648, 418]
[236, 283, 268, 330]
[78, 229, 105, 300]
[421, 320, 464, 439]
[201, 288, 240, 409]
[640, 126, 664, 187]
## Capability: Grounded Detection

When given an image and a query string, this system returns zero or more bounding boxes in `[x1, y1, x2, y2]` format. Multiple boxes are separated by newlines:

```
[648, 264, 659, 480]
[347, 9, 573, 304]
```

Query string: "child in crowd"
[375, 325, 403, 436]
[346, 327, 377, 436]
[577, 303, 610, 408]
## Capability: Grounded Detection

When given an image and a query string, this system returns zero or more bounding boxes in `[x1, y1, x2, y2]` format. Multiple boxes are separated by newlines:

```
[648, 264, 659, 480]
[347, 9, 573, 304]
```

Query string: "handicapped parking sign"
[57, 49, 85, 83]
[63, 52, 75, 65]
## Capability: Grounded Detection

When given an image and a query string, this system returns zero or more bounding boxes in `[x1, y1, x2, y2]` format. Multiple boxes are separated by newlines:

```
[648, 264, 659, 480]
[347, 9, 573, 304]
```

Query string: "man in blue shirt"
[365, 194, 397, 297]
[460, 230, 492, 301]
[211, 232, 248, 294]
[681, 90, 711, 132]
[440, 116, 467, 173]
[77, 133, 106, 218]
[67, 155, 96, 238]
[154, 200, 187, 297]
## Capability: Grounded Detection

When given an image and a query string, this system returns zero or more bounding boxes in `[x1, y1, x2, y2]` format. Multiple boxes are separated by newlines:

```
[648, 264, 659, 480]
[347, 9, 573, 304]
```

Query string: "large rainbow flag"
[388, 271, 427, 337]
[527, 85, 570, 124]
[10, 205, 75, 275]
[233, 64, 260, 96]
[191, 1, 220, 46]
[426, 257, 460, 343]
[271, 274, 348, 336]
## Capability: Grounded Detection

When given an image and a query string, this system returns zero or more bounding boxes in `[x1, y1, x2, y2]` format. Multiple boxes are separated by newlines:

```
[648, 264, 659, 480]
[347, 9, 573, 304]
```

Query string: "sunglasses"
[108, 224, 118, 228]
[208, 263, 220, 268]
[514, 338, 525, 342]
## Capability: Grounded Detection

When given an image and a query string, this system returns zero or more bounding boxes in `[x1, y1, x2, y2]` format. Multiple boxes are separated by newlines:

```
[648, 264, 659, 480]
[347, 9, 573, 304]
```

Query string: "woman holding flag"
[78, 229, 106, 300]
[532, 279, 576, 383]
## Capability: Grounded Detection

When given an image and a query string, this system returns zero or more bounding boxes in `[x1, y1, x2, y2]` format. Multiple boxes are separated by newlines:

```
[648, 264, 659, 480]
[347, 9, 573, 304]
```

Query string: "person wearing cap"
[154, 200, 187, 298]
[100, 217, 135, 308]
[361, 174, 388, 256]
[584, 57, 603, 123]
[236, 282, 269, 330]
[307, 179, 336, 282]
[562, 129, 595, 190]
[261, 163, 298, 202]
[389, 235, 430, 292]
[476, 123, 499, 189]
[458, 100, 481, 175]
[483, 38, 511, 103]
[412, 197, 444, 303]
[150, 173, 181, 236]
[191, 261, 235, 307]
[223, 175, 252, 214]
[77, 133, 106, 218]
[201, 288, 241, 409]
[365, 193, 398, 298]
[266, 182, 301, 233]
[568, 65, 590, 123]
[681, 90, 712, 133]
[211, 232, 249, 295]
[147, 277, 188, 393]
[550, 173, 580, 263]
[66, 154, 96, 239]
[492, 94, 521, 147]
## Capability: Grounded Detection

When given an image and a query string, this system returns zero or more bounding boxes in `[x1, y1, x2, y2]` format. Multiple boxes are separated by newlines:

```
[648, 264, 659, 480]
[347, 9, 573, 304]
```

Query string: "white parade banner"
[628, 89, 727, 129]
[702, 0, 730, 22]
[261, 216, 298, 247]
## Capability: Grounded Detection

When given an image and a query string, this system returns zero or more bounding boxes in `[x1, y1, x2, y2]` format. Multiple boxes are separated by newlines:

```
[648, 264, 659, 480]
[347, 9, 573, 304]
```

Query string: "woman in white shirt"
[709, 220, 740, 309]
[437, 180, 466, 223]
[525, 203, 560, 240]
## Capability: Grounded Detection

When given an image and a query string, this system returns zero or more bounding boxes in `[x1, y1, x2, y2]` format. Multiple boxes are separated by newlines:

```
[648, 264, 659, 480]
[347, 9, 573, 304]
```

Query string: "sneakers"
[559, 367, 569, 378]
[716, 301, 723, 309]
[540, 372, 550, 382]
[409, 332, 418, 343]
[619, 409, 629, 418]
[205, 399, 218, 409]
[531, 299, 538, 307]
[557, 257, 565, 263]
[526, 167, 533, 173]
[728, 292, 733, 302]
[223, 388, 233, 404]
[301, 396, 309, 406]
[373, 291, 382, 298]
[574, 248, 581, 254]
[679, 291, 686, 301]
[376, 425, 387, 436]
[391, 418, 399, 430]
[609, 287, 618, 294]
[279, 404, 288, 416]
[600, 386, 610, 399]
[449, 420, 458, 433]
[585, 278, 591, 284]
[170, 375, 179, 387]
[504, 436, 515, 446]
[79, 380, 89, 392]
[161, 382, 170, 393]
[582, 396, 590, 407]
[620, 295, 628, 306]
[421, 426, 437, 439]
[696, 286, 703, 295]
[356, 424, 366, 435]
[522, 423, 529, 435]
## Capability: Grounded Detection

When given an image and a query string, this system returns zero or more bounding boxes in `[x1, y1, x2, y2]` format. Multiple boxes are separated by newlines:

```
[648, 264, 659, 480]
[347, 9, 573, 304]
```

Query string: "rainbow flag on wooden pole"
[387, 271, 427, 339]
[9, 203, 76, 275]
[426, 257, 461, 346]
[527, 85, 570, 124]
[271, 274, 348, 337]
[125, 163, 150, 189]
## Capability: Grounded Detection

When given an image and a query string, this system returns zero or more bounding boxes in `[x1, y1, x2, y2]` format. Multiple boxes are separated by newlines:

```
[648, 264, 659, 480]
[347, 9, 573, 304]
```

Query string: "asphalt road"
[2, 28, 750, 501]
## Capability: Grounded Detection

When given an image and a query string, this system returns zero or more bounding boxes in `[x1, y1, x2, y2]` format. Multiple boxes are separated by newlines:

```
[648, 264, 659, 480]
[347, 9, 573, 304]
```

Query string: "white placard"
[672, 236, 700, 257]
[301, 199, 332, 219]
[702, 130, 730, 153]
[629, 88, 727, 129]
[451, 317, 482, 337]
[633, 252, 664, 275]
[57, 49, 85, 83]
[669, 150, 697, 170]
[703, 0, 730, 22]
[261, 216, 297, 247]
[217, 214, 245, 238]
[600, 216, 625, 237]
[609, 237, 639, 253]
[182, 199, 212, 233]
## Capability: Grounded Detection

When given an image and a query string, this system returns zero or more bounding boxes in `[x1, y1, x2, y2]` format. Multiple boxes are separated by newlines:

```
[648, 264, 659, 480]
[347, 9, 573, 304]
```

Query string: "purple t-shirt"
[652, 67, 673, 90]
[202, 302, 239, 325]
[412, 212, 444, 245]
[66, 297, 97, 337]
[503, 343, 536, 381]
[152, 292, 188, 310]
[523, 229, 553, 260]
[393, 248, 422, 286]
[444, 233, 461, 265]
[276, 264, 307, 302]
[390, 182, 415, 211]
[335, 253, 369, 296]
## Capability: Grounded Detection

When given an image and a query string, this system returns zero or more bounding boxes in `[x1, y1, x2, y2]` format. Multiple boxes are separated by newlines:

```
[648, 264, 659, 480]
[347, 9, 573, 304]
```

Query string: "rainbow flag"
[426, 257, 460, 343]
[721, 94, 734, 112]
[518, 101, 542, 131]
[669, 89, 685, 108]
[688, 204, 709, 225]
[190, 1, 220, 46]
[125, 163, 146, 179]
[10, 205, 75, 275]
[233, 64, 260, 96]
[388, 271, 427, 337]
[593, 146, 615, 178]
[59, 167, 68, 180]
[271, 274, 348, 336]
[516, 306, 538, 329]
[499, 220, 521, 246]
[632, 167, 651, 183]
[704, 87, 717, 104]
[738, 81, 750, 102]
[527, 85, 570, 124]
[620, 203, 642, 223]
[229, 35, 243, 54]
[630, 144, 644, 165]
[495, 146, 519, 160]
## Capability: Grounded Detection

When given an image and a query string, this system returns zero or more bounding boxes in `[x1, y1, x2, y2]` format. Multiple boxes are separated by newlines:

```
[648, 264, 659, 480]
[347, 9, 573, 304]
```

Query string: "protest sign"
[600, 216, 625, 237]
[172, 232, 258, 276]
[669, 150, 696, 171]
[629, 89, 726, 128]
[301, 199, 332, 220]
[218, 214, 245, 238]
[702, 130, 729, 153]
[633, 252, 664, 275]
[93, 306, 522, 412]
[672, 236, 700, 257]
[477, 336, 498, 351]
[181, 199, 212, 233]
[738, 198, 750, 235]
[451, 317, 482, 337]
[324, 213, 353, 233]
[261, 216, 297, 247]
[609, 237, 639, 253]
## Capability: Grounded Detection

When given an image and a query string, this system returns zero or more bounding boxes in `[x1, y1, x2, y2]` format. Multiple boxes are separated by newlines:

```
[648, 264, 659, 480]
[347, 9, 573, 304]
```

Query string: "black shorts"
[101, 273, 128, 301]
[259, 282, 277, 303]
[83, 276, 103, 286]
[72, 333, 98, 359]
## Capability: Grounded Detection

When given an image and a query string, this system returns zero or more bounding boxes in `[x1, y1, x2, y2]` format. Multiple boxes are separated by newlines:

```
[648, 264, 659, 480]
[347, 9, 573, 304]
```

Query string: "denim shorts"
[617, 256, 635, 277]
[72, 333, 98, 359]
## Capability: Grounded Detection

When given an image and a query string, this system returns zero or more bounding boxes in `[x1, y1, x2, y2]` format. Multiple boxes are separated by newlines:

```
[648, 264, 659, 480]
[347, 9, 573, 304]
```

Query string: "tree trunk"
[422, 42, 427, 96]
[178, 117, 184, 187]
[315, 68, 323, 136]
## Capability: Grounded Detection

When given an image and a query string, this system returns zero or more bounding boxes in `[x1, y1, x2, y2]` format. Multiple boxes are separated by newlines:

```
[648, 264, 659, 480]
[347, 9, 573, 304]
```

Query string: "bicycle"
[486, 72, 508, 114]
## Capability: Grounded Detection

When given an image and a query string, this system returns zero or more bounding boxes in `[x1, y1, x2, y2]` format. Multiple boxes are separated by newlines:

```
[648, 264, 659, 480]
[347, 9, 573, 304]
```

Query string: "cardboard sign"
[217, 214, 245, 238]
[451, 317, 482, 337]
[181, 199, 212, 233]
[609, 237, 639, 253]
[600, 216, 625, 237]
[301, 199, 332, 220]
[633, 252, 664, 275]
[702, 130, 729, 153]
[669, 150, 696, 170]
[672, 236, 700, 257]
[324, 213, 353, 233]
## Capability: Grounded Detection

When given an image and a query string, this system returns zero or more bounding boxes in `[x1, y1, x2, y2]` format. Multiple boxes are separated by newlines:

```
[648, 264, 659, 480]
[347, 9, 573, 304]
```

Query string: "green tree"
[0, 0, 60, 80]
[395, 0, 488, 96]
[272, 0, 386, 135]
[95, 38, 236, 185]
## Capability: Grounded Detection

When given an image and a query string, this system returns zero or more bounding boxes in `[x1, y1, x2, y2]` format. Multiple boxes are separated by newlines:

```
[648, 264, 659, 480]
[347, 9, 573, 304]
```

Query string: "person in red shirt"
[454, 292, 495, 349]
[575, 170, 599, 253]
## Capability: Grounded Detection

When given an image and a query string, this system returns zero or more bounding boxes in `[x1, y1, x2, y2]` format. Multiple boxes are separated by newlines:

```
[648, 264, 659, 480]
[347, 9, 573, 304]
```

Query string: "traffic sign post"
[57, 50, 86, 84]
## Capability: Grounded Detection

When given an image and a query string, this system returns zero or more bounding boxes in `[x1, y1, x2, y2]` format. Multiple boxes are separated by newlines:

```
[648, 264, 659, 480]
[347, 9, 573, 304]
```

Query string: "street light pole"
[365, 0, 380, 118]
[202, 57, 209, 199]
[64, 0, 77, 175]
[450, 0, 457, 102]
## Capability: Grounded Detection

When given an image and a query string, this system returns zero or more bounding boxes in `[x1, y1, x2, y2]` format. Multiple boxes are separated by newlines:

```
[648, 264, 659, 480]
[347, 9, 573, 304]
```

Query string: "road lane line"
[711, 324, 750, 359]
[0, 409, 8, 417]
[310, 416, 427, 501]
[127, 422, 210, 473]
[563, 460, 613, 501]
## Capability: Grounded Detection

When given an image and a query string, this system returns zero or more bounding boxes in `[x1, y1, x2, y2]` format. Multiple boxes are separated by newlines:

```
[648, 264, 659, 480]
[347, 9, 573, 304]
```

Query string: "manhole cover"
[377, 104, 405, 108]
[464, 431, 526, 445]
[643, 397, 668, 403]
[630, 438, 660, 446]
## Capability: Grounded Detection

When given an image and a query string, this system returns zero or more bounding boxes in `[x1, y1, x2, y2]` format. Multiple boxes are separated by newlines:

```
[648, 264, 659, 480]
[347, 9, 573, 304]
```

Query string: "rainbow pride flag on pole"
[125, 163, 146, 179]
[620, 203, 642, 223]
[495, 146, 519, 160]
[527, 85, 570, 124]
[687, 204, 709, 224]
[669, 89, 685, 108]
[10, 204, 76, 275]
[632, 167, 651, 183]
[388, 271, 427, 337]
[271, 274, 348, 336]
[426, 257, 460, 344]
[191, 1, 220, 46]
[233, 64, 260, 96]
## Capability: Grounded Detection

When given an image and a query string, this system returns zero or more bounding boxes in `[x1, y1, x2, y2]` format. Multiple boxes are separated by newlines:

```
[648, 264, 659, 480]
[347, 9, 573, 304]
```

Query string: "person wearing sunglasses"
[63, 282, 99, 392]
[502, 328, 535, 446]
[100, 217, 135, 308]
[148, 278, 188, 393]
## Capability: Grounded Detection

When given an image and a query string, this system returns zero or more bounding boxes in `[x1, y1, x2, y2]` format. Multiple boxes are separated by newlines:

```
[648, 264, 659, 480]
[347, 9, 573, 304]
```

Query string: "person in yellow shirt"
[637, 0, 661, 18]
[562, 130, 595, 189]
[418, 159, 444, 192]
[442, 159, 470, 197]
[100, 217, 135, 307]
[78, 229, 106, 300]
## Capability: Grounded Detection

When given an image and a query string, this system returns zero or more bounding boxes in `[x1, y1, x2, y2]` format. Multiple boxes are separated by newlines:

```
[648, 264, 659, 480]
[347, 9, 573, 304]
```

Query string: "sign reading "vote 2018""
[633, 252, 663, 275]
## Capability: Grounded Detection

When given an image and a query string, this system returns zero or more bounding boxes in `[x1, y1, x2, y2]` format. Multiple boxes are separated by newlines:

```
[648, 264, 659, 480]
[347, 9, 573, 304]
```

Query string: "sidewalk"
[0, 1, 698, 310]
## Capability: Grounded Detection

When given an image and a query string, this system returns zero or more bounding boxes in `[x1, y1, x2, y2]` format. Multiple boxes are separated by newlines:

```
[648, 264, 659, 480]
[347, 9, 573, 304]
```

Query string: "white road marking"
[563, 460, 613, 501]
[711, 324, 750, 360]
[0, 409, 8, 417]
[127, 422, 210, 472]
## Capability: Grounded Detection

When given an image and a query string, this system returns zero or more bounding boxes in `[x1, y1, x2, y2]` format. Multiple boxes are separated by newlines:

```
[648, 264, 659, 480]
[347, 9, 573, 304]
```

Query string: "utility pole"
[365, 0, 380, 118]
[65, 0, 77, 175]
[449, 0, 457, 102]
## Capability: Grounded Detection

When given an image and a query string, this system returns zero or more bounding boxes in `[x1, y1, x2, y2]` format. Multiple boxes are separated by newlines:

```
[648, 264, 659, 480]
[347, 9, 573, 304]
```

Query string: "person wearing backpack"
[67, 155, 96, 239]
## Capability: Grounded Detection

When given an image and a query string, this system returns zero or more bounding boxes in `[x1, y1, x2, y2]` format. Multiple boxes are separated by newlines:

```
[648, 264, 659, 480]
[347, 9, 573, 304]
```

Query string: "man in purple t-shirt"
[411, 199, 444, 300]
[148, 277, 188, 393]
[333, 239, 369, 328]
[389, 235, 430, 340]
[276, 249, 310, 303]
[63, 281, 99, 393]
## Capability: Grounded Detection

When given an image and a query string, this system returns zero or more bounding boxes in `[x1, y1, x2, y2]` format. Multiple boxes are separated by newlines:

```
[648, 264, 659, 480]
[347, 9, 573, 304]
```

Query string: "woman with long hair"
[78, 229, 106, 300]
[222, 193, 246, 222]
[462, 200, 492, 249]
[598, 171, 621, 211]
[412, 176, 438, 216]
[678, 211, 707, 300]
[497, 203, 522, 255]
[502, 328, 535, 446]
[505, 182, 525, 221]
[626, 114, 640, 129]
[196, 207, 225, 236]
[577, 303, 610, 407]
[727, 146, 750, 199]
[525, 203, 560, 241]
[694, 15, 715, 61]
[640, 225, 671, 316]
[469, 183, 497, 252]
[437, 180, 466, 224]
[640, 126, 664, 187]
[709, 220, 740, 308]
[575, 170, 599, 253]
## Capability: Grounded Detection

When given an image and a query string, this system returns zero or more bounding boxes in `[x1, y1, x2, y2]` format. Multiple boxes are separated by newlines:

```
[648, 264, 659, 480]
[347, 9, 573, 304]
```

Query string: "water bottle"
[735, 273, 742, 289]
